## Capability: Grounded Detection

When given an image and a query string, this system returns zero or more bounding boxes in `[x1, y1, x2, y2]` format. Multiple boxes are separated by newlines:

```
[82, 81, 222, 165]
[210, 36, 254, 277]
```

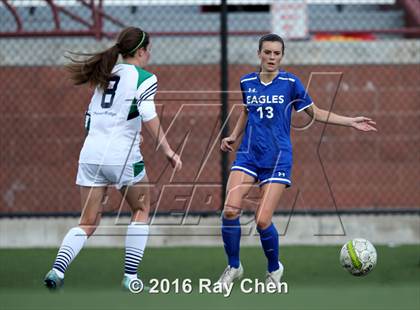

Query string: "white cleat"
[265, 262, 284, 291]
[216, 263, 244, 292]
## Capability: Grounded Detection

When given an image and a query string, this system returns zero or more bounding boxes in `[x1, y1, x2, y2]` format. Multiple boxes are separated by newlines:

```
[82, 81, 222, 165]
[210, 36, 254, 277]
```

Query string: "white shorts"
[76, 161, 146, 190]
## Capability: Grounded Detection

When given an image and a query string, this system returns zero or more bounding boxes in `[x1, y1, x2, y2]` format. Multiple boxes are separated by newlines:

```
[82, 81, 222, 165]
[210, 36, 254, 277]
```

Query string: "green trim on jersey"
[126, 66, 154, 120]
[127, 98, 140, 120]
[133, 66, 153, 89]
[133, 161, 145, 177]
[84, 112, 91, 134]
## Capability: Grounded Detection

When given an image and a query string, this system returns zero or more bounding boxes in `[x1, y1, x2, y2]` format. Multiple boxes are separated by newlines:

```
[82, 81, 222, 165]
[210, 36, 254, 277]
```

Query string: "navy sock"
[222, 217, 241, 268]
[257, 223, 280, 272]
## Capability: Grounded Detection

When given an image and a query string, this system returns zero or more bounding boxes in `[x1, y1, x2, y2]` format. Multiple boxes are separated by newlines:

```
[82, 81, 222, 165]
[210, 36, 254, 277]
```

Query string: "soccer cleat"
[122, 275, 146, 293]
[44, 269, 64, 290]
[121, 275, 133, 291]
[265, 261, 284, 290]
[216, 263, 244, 291]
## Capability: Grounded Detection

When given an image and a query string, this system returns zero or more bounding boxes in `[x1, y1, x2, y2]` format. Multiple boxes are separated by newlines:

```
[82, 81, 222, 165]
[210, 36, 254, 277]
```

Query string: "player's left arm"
[303, 103, 377, 132]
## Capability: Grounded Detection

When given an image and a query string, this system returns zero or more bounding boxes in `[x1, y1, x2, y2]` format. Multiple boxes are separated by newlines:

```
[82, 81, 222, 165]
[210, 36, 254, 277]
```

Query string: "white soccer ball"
[340, 238, 377, 276]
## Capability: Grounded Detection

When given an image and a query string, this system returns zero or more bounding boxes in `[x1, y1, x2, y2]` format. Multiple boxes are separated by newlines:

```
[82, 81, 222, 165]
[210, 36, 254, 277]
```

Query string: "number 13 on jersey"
[257, 106, 274, 119]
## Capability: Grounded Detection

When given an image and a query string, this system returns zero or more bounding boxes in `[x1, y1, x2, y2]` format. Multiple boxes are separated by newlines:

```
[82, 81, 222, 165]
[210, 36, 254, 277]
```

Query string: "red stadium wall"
[0, 64, 419, 215]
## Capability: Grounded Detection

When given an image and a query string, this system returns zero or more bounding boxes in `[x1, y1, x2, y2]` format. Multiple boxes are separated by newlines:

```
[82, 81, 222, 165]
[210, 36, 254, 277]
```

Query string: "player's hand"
[221, 136, 236, 152]
[350, 117, 377, 132]
[166, 151, 182, 171]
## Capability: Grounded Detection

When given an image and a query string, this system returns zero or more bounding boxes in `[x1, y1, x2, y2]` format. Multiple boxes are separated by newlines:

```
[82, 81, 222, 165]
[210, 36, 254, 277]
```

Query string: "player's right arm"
[137, 73, 182, 170]
[221, 105, 248, 152]
[143, 117, 182, 171]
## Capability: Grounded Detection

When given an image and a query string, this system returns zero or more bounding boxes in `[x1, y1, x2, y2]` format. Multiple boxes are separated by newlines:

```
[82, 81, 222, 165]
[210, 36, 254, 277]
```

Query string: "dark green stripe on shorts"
[133, 161, 145, 177]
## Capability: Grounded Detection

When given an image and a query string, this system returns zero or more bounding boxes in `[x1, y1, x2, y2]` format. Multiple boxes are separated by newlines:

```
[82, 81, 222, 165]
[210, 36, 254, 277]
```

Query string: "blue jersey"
[237, 71, 313, 169]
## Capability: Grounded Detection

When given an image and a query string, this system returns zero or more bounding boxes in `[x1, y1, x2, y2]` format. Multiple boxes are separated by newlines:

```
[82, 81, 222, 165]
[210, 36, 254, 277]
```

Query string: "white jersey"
[79, 64, 157, 165]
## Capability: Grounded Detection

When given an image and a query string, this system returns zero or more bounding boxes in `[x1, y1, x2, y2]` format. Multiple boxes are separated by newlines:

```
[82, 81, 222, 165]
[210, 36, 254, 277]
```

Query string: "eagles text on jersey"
[237, 71, 313, 168]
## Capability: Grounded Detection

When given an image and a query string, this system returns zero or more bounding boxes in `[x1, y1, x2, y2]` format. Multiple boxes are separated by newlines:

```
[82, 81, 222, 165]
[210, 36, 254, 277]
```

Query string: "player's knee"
[224, 197, 241, 210]
[255, 217, 271, 230]
[223, 207, 241, 219]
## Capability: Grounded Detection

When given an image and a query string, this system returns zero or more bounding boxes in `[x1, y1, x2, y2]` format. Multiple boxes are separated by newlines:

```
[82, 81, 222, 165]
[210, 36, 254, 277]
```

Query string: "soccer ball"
[340, 238, 377, 276]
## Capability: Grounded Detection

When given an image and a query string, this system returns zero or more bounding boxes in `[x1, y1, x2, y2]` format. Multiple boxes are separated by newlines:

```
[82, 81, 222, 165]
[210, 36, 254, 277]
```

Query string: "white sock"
[52, 227, 87, 278]
[124, 222, 149, 278]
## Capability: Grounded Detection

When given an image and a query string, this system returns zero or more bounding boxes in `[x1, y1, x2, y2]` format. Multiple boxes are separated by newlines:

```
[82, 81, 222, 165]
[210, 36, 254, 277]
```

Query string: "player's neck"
[259, 70, 279, 84]
[123, 57, 143, 68]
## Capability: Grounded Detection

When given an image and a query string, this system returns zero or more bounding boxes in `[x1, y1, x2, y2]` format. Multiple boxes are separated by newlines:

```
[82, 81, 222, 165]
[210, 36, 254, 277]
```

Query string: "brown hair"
[66, 27, 150, 90]
[258, 33, 285, 54]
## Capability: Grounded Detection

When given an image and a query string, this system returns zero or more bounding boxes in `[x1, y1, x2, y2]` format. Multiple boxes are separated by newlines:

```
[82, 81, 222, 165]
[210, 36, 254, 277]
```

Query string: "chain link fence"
[0, 0, 419, 217]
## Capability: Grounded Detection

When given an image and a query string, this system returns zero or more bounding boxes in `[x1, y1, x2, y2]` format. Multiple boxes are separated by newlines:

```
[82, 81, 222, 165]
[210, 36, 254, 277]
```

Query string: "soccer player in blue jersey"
[217, 34, 377, 289]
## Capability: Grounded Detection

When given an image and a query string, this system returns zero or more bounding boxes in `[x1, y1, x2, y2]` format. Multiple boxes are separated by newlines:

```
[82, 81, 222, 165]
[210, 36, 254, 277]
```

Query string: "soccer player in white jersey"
[43, 27, 182, 290]
[217, 34, 377, 289]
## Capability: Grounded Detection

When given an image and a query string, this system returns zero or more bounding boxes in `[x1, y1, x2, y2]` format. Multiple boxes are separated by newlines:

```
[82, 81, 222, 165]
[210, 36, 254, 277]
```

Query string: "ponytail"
[65, 27, 149, 90]
[66, 45, 120, 90]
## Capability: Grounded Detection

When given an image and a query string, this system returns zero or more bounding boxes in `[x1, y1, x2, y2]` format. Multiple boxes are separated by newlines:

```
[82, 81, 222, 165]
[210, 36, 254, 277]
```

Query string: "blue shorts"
[231, 159, 292, 187]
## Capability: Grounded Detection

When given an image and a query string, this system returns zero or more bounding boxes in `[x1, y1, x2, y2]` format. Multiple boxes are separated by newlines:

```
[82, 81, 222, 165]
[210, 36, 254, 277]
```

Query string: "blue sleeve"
[292, 76, 313, 112]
